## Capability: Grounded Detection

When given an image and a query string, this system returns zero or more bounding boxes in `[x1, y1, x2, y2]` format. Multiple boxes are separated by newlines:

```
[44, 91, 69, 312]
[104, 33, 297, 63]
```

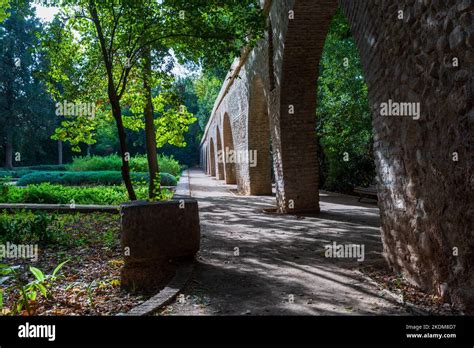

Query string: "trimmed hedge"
[16, 171, 177, 187]
[0, 183, 173, 205]
[68, 154, 182, 177]
[19, 165, 67, 171]
[0, 165, 67, 179]
[0, 170, 36, 178]
[1, 184, 137, 205]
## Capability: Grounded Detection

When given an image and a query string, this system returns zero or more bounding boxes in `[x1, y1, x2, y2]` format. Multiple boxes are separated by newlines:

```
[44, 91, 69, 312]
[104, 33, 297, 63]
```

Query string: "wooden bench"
[354, 185, 378, 202]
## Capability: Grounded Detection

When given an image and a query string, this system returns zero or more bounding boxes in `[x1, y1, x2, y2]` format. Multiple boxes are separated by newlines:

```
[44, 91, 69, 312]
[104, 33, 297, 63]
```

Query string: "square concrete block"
[120, 199, 200, 293]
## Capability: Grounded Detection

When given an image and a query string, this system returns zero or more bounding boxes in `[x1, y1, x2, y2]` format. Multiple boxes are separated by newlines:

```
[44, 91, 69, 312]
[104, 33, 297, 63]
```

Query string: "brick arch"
[222, 113, 237, 184]
[205, 145, 209, 174]
[201, 145, 205, 172]
[203, 144, 208, 174]
[270, 0, 339, 213]
[205, 144, 210, 175]
[216, 125, 225, 180]
[199, 0, 472, 312]
[209, 137, 216, 177]
[268, 0, 473, 310]
[247, 76, 272, 195]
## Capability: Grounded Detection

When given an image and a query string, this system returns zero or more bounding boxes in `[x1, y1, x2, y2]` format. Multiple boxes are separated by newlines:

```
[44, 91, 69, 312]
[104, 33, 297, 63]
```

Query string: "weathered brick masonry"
[199, 0, 473, 313]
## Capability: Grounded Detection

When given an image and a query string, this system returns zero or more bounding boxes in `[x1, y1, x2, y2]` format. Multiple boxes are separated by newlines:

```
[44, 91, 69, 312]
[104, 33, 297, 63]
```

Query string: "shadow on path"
[158, 169, 409, 316]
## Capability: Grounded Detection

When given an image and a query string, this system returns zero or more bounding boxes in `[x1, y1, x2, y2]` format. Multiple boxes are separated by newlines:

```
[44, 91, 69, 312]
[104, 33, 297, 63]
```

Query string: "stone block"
[120, 199, 200, 293]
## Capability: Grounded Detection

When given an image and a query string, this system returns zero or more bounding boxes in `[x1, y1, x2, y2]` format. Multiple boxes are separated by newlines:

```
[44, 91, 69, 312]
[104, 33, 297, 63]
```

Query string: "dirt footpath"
[157, 169, 409, 316]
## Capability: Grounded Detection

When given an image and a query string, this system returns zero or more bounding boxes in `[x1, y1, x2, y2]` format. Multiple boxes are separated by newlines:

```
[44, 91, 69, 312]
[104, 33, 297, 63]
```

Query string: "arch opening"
[216, 126, 225, 180]
[209, 138, 216, 177]
[222, 113, 237, 184]
[271, 0, 472, 311]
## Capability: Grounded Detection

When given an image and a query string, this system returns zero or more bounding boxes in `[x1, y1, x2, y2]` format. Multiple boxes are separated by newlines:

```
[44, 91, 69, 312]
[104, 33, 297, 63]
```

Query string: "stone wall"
[199, 0, 473, 312]
[340, 0, 473, 312]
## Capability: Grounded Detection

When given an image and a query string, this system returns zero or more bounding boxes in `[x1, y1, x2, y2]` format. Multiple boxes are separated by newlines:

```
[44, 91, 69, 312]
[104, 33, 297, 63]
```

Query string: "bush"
[0, 165, 67, 179]
[68, 154, 182, 177]
[157, 172, 177, 186]
[0, 212, 65, 245]
[16, 171, 177, 187]
[67, 156, 123, 172]
[0, 169, 36, 179]
[1, 184, 132, 205]
[156, 155, 182, 178]
[0, 183, 173, 205]
[19, 165, 67, 171]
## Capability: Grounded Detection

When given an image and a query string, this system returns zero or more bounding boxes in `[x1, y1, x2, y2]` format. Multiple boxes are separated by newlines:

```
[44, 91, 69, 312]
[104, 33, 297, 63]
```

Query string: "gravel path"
[158, 169, 410, 316]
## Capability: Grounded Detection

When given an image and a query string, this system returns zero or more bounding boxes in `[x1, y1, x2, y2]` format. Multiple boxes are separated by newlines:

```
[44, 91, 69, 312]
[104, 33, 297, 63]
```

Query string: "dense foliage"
[0, 183, 172, 205]
[0, 2, 70, 168]
[0, 0, 9, 22]
[317, 10, 375, 193]
[16, 171, 177, 187]
[68, 154, 181, 177]
[0, 211, 63, 245]
[0, 0, 376, 198]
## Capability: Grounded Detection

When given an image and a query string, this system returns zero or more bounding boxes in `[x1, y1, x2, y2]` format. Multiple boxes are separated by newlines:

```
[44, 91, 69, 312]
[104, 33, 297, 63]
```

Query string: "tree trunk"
[58, 140, 63, 165]
[111, 98, 137, 201]
[89, 1, 136, 201]
[4, 131, 13, 170]
[143, 46, 160, 199]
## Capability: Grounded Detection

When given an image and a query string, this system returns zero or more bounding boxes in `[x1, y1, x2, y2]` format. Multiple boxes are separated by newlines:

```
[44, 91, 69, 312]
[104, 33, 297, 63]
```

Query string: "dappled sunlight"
[167, 169, 410, 315]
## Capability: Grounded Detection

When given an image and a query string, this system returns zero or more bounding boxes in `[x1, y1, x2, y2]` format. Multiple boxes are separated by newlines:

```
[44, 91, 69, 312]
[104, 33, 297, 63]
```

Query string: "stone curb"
[122, 262, 195, 316]
[356, 270, 430, 316]
[173, 170, 191, 198]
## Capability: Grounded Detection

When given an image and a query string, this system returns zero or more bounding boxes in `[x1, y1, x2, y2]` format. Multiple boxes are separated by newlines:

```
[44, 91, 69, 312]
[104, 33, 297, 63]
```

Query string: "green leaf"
[35, 283, 48, 298]
[52, 260, 69, 278]
[29, 266, 45, 282]
[28, 290, 37, 301]
[0, 266, 14, 276]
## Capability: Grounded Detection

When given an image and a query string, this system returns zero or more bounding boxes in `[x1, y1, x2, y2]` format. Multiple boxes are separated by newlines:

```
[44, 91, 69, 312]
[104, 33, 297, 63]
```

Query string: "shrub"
[157, 155, 182, 178]
[0, 170, 35, 179]
[68, 154, 182, 177]
[0, 183, 173, 205]
[0, 212, 65, 245]
[1, 184, 128, 205]
[67, 156, 123, 172]
[0, 261, 68, 315]
[17, 171, 177, 187]
[157, 172, 177, 186]
[0, 166, 67, 179]
[19, 165, 67, 171]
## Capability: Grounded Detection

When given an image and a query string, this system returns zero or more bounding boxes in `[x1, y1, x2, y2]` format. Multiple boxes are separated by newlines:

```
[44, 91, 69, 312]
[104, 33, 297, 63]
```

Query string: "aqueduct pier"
[199, 0, 473, 313]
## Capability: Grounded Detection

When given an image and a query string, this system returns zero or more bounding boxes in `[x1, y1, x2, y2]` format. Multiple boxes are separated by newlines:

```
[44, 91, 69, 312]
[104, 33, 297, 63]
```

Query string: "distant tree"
[316, 9, 374, 193]
[0, 2, 57, 168]
[42, 0, 264, 200]
[193, 72, 223, 132]
[0, 0, 9, 22]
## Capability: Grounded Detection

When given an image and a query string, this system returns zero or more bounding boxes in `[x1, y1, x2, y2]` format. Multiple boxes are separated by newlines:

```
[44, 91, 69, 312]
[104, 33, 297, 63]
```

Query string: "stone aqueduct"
[199, 0, 473, 312]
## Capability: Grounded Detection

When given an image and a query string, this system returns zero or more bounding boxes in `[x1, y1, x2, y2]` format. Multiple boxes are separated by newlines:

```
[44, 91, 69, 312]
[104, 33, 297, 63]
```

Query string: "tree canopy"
[37, 0, 264, 199]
